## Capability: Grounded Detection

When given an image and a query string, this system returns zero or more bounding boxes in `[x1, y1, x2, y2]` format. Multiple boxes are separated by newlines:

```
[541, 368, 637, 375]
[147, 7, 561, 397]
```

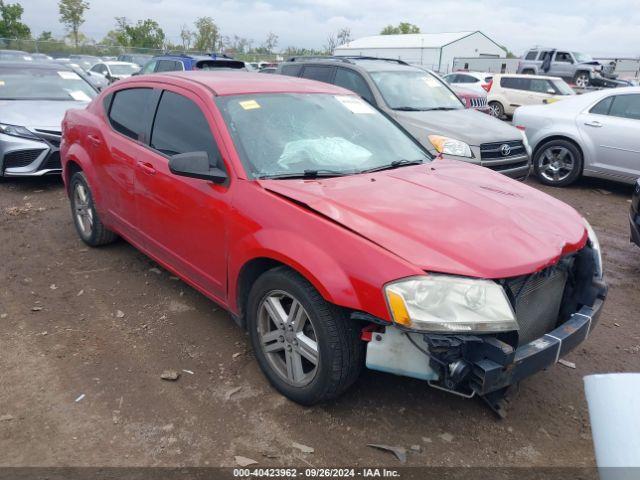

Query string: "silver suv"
[278, 57, 531, 179]
[517, 48, 617, 89]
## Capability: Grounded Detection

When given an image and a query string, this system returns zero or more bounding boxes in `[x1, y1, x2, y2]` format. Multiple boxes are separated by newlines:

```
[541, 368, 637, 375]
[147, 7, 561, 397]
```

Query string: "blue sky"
[20, 0, 640, 56]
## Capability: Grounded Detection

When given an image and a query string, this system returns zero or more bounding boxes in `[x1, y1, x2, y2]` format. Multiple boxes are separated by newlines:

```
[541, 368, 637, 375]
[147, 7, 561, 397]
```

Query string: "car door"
[499, 77, 530, 113]
[550, 51, 573, 79]
[527, 78, 555, 105]
[134, 87, 231, 300]
[577, 93, 640, 180]
[101, 87, 156, 243]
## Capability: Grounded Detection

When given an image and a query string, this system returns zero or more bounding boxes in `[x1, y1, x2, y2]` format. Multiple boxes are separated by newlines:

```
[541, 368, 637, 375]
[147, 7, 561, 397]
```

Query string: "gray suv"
[279, 57, 531, 179]
[517, 49, 621, 89]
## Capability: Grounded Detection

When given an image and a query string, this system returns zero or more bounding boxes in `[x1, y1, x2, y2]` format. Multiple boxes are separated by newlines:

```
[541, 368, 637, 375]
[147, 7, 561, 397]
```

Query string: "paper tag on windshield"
[239, 99, 260, 110]
[58, 71, 81, 80]
[0, 80, 4, 87]
[423, 77, 442, 88]
[335, 95, 374, 114]
[68, 90, 92, 101]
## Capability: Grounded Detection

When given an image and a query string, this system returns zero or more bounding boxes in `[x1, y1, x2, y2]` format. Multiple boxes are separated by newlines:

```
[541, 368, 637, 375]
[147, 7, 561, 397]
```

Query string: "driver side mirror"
[169, 151, 228, 184]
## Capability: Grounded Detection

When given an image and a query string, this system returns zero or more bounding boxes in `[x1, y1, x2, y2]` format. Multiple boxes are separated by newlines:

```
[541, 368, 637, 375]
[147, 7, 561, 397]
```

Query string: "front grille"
[470, 97, 487, 108]
[503, 262, 571, 345]
[3, 149, 45, 169]
[480, 140, 526, 160]
[41, 151, 61, 170]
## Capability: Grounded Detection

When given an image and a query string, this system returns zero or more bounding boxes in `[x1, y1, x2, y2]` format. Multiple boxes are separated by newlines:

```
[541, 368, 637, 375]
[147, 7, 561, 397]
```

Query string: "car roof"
[126, 70, 353, 96]
[283, 57, 424, 74]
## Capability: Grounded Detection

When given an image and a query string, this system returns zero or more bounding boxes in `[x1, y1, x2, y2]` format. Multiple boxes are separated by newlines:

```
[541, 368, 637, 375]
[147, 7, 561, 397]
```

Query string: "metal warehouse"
[334, 30, 505, 73]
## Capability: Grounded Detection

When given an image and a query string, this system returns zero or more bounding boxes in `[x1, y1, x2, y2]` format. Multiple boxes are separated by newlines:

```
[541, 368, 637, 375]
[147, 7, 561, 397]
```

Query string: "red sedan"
[61, 71, 606, 412]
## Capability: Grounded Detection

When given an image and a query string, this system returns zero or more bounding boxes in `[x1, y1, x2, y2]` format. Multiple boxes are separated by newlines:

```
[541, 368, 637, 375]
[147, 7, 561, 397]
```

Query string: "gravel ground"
[0, 174, 638, 468]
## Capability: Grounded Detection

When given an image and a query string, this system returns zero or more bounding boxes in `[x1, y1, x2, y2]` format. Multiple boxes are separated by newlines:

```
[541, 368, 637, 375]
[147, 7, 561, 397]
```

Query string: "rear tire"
[533, 139, 583, 187]
[247, 267, 364, 405]
[489, 101, 504, 118]
[69, 171, 118, 246]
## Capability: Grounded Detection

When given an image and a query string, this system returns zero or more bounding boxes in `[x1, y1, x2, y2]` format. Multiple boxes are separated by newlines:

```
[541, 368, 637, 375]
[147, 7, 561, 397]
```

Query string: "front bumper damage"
[360, 267, 607, 418]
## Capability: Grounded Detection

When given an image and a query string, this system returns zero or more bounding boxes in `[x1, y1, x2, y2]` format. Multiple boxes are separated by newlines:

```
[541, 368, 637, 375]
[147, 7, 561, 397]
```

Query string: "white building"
[334, 31, 505, 73]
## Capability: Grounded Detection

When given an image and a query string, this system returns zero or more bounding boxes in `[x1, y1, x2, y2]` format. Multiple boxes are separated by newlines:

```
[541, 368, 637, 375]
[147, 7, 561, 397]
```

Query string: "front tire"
[533, 139, 583, 187]
[574, 72, 590, 88]
[247, 267, 364, 405]
[489, 101, 504, 118]
[69, 171, 118, 246]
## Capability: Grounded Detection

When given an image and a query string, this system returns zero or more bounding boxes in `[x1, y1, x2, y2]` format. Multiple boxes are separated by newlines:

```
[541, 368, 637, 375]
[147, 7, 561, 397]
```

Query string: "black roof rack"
[285, 55, 409, 66]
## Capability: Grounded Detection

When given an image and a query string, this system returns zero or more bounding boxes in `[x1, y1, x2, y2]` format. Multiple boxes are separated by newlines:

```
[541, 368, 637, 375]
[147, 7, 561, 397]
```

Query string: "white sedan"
[442, 71, 494, 95]
[513, 87, 640, 186]
[88, 61, 140, 84]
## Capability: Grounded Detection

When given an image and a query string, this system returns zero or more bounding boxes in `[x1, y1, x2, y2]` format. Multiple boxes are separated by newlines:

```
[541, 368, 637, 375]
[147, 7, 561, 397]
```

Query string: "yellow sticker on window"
[239, 100, 260, 110]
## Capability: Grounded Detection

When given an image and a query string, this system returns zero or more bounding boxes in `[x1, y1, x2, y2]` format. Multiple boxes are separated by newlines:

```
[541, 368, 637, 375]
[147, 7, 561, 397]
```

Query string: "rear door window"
[300, 65, 335, 84]
[334, 68, 375, 104]
[500, 77, 529, 90]
[155, 60, 182, 72]
[280, 64, 303, 76]
[525, 50, 538, 60]
[609, 94, 640, 120]
[150, 90, 223, 167]
[108, 88, 154, 141]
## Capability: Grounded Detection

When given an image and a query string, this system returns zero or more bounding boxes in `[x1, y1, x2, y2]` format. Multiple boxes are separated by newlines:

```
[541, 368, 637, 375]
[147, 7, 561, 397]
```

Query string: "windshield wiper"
[393, 106, 428, 111]
[422, 107, 460, 111]
[257, 169, 351, 180]
[359, 159, 425, 174]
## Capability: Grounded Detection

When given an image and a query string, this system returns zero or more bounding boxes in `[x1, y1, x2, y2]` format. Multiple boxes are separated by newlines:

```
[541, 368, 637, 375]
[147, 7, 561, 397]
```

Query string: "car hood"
[259, 160, 587, 279]
[0, 100, 88, 130]
[394, 108, 521, 146]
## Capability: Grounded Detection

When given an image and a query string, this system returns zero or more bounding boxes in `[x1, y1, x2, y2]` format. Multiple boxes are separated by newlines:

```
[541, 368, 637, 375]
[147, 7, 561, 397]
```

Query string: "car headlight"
[428, 135, 472, 158]
[0, 123, 39, 140]
[583, 218, 603, 279]
[519, 129, 532, 156]
[384, 274, 518, 333]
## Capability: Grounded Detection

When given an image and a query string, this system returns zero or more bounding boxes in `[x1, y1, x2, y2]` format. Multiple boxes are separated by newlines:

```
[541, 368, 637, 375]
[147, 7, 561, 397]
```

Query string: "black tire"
[574, 71, 590, 88]
[247, 267, 364, 405]
[489, 101, 504, 118]
[533, 139, 583, 187]
[69, 171, 118, 246]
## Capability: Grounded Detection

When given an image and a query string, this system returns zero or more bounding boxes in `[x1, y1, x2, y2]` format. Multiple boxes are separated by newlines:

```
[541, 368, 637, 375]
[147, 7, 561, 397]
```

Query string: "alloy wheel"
[73, 183, 94, 236]
[489, 102, 502, 118]
[257, 290, 319, 387]
[575, 74, 589, 88]
[538, 146, 575, 183]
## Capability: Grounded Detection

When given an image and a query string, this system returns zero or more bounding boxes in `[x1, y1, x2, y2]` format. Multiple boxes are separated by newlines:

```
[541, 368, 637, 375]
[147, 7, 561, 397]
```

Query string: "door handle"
[87, 134, 102, 146]
[137, 161, 156, 175]
[584, 120, 603, 128]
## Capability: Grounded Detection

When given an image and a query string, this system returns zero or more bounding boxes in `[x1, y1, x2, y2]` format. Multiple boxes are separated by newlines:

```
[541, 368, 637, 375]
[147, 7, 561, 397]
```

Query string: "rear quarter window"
[500, 77, 529, 90]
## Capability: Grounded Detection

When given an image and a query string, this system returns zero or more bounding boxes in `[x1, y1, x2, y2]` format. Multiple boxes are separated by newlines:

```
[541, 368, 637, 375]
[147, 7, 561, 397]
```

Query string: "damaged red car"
[60, 72, 607, 414]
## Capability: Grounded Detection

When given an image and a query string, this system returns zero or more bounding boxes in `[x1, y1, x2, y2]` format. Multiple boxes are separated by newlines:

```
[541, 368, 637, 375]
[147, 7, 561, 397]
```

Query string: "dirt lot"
[0, 174, 638, 468]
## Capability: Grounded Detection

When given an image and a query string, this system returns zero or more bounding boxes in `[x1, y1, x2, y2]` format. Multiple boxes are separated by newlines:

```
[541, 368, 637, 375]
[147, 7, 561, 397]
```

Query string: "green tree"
[193, 16, 219, 52]
[0, 0, 31, 39]
[380, 22, 420, 35]
[115, 17, 165, 49]
[38, 31, 53, 41]
[58, 0, 90, 48]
